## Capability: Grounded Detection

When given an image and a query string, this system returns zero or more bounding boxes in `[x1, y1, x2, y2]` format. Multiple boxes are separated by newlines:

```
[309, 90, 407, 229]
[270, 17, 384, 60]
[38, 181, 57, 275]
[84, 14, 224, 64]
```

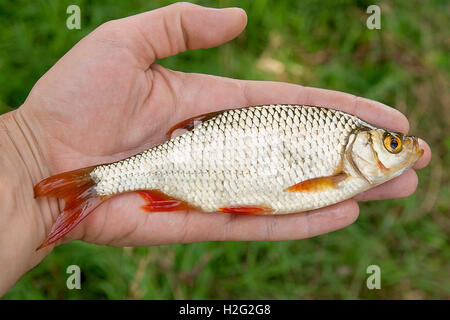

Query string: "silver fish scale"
[92, 105, 369, 213]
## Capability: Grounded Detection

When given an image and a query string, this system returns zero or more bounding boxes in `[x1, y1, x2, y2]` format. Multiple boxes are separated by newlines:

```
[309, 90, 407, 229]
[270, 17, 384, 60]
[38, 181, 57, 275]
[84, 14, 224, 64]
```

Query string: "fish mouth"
[403, 136, 424, 167]
[404, 136, 424, 158]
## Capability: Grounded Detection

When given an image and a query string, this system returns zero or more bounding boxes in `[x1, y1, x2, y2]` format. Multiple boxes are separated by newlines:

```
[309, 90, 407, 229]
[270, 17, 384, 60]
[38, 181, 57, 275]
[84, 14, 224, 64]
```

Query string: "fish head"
[347, 127, 424, 186]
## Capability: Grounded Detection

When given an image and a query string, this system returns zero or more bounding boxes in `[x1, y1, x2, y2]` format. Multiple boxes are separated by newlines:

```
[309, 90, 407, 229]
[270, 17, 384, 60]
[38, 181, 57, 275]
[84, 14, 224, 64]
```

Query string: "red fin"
[219, 206, 272, 215]
[166, 110, 226, 137]
[137, 190, 193, 212]
[377, 159, 387, 171]
[285, 172, 348, 193]
[34, 166, 106, 250]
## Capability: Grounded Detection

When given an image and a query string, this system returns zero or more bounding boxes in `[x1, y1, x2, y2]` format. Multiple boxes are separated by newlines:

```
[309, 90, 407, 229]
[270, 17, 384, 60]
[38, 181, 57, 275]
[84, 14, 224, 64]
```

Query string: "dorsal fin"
[166, 110, 228, 137]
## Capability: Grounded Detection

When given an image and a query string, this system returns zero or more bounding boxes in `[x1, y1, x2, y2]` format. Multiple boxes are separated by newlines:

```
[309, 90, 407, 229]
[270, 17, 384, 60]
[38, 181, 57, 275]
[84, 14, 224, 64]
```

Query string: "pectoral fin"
[284, 172, 348, 192]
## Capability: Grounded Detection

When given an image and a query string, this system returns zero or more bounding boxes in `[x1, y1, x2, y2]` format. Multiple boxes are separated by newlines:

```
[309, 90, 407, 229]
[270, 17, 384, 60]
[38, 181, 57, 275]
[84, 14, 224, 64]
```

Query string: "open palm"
[20, 3, 430, 250]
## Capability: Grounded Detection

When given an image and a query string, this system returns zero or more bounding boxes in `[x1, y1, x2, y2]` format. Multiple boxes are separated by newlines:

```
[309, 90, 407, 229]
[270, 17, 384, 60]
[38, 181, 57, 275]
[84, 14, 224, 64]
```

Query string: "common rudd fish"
[34, 104, 424, 249]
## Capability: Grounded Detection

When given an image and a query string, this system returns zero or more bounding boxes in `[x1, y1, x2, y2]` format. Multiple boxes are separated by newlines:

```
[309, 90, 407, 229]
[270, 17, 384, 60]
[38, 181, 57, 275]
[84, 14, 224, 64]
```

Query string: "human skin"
[0, 3, 431, 295]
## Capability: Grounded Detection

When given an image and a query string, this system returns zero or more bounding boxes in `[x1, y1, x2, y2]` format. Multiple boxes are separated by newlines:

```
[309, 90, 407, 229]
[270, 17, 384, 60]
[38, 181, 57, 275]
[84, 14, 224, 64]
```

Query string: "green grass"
[1, 0, 449, 299]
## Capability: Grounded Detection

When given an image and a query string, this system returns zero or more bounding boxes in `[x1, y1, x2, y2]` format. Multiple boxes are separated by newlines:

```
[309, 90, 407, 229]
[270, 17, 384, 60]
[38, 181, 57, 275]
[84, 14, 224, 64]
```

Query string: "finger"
[414, 138, 431, 169]
[353, 169, 418, 202]
[157, 71, 431, 171]
[75, 194, 359, 245]
[214, 200, 359, 242]
[156, 72, 410, 137]
[95, 2, 247, 68]
[239, 80, 410, 134]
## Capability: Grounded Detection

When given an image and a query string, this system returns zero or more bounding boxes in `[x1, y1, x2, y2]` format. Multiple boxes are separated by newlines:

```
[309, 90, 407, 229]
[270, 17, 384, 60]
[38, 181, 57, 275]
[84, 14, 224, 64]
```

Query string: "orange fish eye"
[383, 134, 402, 153]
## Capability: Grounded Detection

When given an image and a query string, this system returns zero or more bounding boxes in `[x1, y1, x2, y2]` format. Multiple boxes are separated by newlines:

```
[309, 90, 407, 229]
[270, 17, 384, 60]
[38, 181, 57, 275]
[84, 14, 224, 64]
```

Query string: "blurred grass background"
[1, 0, 449, 299]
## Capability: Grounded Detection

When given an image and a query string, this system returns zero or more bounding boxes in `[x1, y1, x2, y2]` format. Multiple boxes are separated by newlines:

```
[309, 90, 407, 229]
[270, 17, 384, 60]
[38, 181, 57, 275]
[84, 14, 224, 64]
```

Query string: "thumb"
[94, 2, 247, 68]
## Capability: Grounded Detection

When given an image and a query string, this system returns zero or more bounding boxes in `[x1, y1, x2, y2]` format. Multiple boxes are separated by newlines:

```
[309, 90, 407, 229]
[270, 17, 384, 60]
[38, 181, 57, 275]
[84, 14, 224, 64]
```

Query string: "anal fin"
[285, 172, 348, 193]
[137, 190, 193, 212]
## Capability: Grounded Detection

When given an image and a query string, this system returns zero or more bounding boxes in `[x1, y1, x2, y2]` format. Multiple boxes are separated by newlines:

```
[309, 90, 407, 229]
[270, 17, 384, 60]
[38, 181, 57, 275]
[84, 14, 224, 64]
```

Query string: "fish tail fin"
[34, 166, 105, 250]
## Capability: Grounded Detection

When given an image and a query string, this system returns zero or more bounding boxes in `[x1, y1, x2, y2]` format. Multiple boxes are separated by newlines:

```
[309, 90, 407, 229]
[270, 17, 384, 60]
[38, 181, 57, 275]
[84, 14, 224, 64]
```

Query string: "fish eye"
[383, 134, 402, 154]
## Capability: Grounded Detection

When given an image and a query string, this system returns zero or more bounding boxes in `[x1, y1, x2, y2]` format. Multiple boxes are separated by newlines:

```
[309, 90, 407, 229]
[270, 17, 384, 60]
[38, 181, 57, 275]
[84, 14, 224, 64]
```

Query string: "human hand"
[0, 2, 431, 294]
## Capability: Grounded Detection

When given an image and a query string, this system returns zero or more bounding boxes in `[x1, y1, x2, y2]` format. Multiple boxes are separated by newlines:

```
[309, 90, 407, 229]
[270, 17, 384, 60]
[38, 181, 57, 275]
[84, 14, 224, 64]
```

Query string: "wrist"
[0, 109, 50, 187]
[0, 108, 54, 296]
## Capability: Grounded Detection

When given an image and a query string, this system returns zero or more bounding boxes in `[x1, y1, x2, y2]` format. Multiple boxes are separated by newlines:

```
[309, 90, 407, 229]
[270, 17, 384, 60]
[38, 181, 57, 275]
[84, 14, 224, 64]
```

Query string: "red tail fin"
[34, 166, 105, 250]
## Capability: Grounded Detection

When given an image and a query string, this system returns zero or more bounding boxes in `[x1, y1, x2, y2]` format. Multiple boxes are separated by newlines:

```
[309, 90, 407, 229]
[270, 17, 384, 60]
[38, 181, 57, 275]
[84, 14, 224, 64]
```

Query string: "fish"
[34, 104, 424, 249]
